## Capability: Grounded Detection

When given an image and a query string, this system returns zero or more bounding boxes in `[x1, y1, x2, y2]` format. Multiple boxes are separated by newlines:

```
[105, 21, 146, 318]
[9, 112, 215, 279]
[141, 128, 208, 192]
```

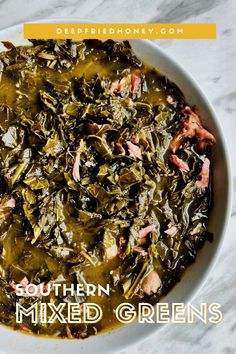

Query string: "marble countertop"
[0, 0, 235, 353]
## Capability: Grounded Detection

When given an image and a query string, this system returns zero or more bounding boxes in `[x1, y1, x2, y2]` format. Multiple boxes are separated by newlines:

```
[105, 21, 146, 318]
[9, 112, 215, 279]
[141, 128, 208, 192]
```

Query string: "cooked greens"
[0, 39, 215, 338]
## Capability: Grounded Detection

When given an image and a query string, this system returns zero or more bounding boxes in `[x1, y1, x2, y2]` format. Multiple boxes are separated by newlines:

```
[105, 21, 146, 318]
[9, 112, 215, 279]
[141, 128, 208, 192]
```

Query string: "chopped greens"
[0, 39, 215, 339]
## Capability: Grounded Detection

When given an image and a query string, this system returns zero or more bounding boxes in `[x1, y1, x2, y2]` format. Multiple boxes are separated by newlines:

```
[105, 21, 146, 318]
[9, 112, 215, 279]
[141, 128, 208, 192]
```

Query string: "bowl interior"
[0, 20, 232, 354]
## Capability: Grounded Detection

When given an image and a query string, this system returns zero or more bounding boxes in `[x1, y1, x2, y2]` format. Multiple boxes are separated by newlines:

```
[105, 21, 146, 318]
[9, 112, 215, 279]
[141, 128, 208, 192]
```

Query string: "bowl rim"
[0, 17, 233, 354]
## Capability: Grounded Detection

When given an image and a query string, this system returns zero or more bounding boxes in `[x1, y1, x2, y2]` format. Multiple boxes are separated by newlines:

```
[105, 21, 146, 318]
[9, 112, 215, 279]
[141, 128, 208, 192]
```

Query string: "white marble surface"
[0, 0, 236, 353]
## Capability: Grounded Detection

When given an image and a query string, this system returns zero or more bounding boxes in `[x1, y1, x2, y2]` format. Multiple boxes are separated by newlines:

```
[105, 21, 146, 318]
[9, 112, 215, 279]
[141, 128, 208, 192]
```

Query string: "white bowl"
[0, 19, 232, 354]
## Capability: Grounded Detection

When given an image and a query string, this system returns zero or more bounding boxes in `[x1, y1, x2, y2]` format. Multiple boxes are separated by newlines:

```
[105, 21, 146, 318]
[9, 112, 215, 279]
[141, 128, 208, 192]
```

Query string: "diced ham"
[19, 52, 28, 59]
[110, 72, 141, 95]
[110, 77, 128, 93]
[171, 106, 216, 152]
[195, 157, 210, 189]
[130, 225, 157, 256]
[164, 224, 177, 236]
[0, 197, 16, 220]
[110, 80, 120, 92]
[133, 246, 148, 256]
[139, 224, 156, 239]
[141, 270, 161, 295]
[5, 197, 16, 208]
[72, 151, 80, 182]
[127, 141, 142, 160]
[171, 154, 189, 172]
[85, 160, 94, 167]
[57, 248, 70, 257]
[20, 276, 29, 288]
[116, 142, 126, 156]
[118, 77, 128, 92]
[0, 197, 16, 210]
[61, 249, 69, 257]
[131, 135, 139, 144]
[130, 73, 141, 93]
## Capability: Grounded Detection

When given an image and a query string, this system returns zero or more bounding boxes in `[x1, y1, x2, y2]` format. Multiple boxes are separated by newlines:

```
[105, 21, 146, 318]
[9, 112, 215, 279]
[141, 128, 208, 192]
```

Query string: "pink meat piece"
[132, 246, 148, 256]
[0, 197, 16, 220]
[72, 151, 81, 182]
[141, 270, 161, 295]
[127, 141, 142, 160]
[116, 142, 126, 156]
[171, 106, 216, 152]
[195, 157, 210, 188]
[110, 80, 120, 92]
[110, 77, 128, 93]
[85, 161, 94, 167]
[132, 225, 157, 256]
[20, 276, 29, 288]
[110, 72, 140, 95]
[164, 224, 177, 236]
[131, 135, 139, 144]
[19, 52, 28, 59]
[139, 224, 156, 238]
[5, 197, 16, 208]
[118, 77, 128, 92]
[172, 154, 189, 172]
[130, 73, 141, 93]
[0, 197, 16, 210]
[58, 248, 70, 257]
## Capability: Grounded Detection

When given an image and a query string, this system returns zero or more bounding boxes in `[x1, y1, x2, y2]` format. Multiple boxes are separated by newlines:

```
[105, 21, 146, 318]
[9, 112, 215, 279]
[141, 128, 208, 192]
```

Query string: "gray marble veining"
[0, 1, 235, 353]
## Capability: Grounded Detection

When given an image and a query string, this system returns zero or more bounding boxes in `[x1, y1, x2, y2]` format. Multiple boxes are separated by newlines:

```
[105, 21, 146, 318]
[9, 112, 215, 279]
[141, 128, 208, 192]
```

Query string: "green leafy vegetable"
[0, 38, 215, 339]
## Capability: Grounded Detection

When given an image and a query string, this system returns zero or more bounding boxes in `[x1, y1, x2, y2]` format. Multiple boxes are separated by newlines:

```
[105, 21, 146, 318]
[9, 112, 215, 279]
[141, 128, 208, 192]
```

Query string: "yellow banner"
[24, 23, 216, 40]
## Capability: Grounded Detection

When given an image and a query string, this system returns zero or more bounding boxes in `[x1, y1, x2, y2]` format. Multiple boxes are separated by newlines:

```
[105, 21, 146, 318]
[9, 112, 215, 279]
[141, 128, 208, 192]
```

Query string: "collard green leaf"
[42, 132, 64, 156]
[23, 176, 49, 190]
[119, 162, 143, 188]
[2, 125, 24, 149]
[40, 90, 58, 113]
